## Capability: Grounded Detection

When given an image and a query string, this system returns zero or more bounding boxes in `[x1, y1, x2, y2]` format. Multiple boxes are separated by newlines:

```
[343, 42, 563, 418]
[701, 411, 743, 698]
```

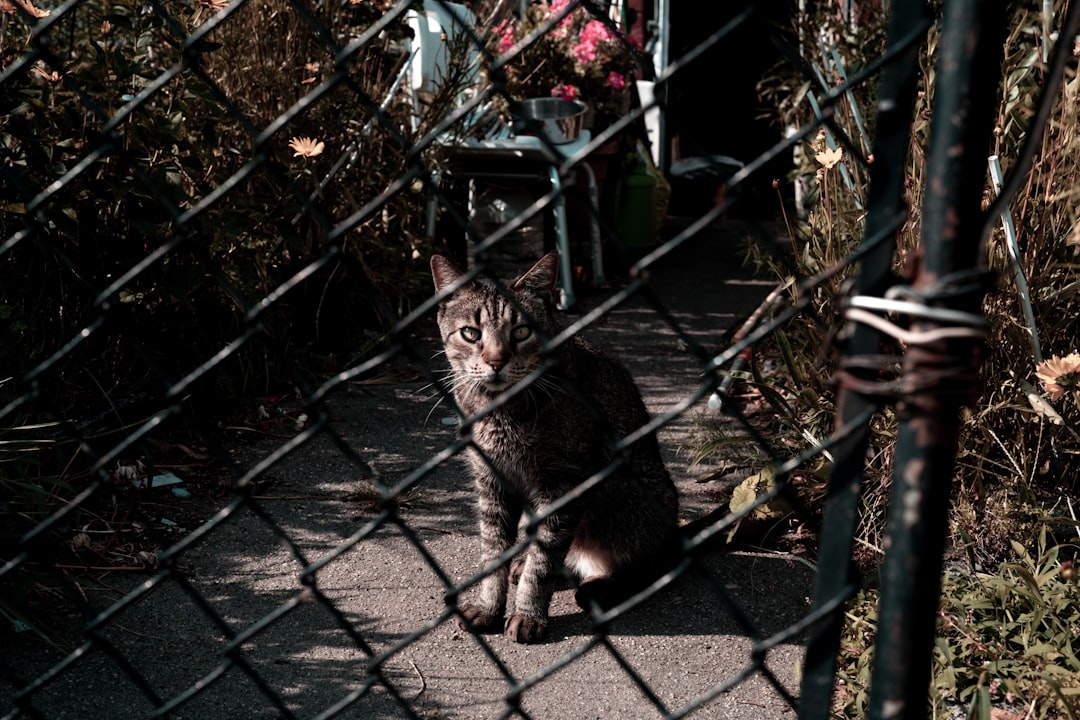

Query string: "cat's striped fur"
[431, 253, 679, 644]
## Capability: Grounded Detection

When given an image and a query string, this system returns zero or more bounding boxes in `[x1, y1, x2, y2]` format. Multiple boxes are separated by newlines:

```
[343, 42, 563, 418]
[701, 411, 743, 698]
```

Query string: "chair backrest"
[405, 1, 477, 95]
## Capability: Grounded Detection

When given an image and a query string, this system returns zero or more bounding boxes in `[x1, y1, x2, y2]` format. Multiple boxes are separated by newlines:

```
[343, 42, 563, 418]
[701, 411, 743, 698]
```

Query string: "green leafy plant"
[0, 411, 77, 646]
[949, 0, 1080, 569]
[688, 2, 1080, 715]
[835, 530, 1080, 719]
[935, 530, 1080, 718]
[693, 0, 1080, 565]
[1, 0, 471, 414]
[1, 0, 478, 638]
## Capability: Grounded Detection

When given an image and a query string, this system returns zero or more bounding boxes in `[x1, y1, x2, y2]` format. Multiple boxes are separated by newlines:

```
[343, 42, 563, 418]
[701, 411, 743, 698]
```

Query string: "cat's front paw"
[504, 613, 548, 644]
[456, 603, 504, 634]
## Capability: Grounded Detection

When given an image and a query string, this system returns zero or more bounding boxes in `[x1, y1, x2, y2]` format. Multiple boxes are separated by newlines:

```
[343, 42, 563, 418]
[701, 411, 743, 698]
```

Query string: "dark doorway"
[664, 1, 792, 219]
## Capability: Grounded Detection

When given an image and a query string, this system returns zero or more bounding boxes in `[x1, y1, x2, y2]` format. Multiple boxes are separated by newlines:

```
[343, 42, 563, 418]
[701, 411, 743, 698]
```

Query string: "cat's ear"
[431, 255, 465, 295]
[511, 253, 559, 297]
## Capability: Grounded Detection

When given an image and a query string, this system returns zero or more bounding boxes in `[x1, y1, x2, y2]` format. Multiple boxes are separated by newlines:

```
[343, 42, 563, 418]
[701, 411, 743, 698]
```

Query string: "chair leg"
[549, 165, 576, 310]
[425, 168, 443, 239]
[579, 162, 605, 286]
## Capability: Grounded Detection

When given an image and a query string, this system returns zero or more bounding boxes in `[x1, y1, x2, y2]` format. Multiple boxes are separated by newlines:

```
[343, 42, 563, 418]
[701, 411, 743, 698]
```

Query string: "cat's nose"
[483, 346, 510, 372]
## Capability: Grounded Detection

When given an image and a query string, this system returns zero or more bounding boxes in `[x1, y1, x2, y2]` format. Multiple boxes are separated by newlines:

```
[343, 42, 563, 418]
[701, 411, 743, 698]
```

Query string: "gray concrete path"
[4, 221, 812, 719]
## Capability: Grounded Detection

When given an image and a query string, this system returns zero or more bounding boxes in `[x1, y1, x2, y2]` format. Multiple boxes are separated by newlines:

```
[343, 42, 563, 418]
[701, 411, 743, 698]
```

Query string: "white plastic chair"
[406, 1, 605, 309]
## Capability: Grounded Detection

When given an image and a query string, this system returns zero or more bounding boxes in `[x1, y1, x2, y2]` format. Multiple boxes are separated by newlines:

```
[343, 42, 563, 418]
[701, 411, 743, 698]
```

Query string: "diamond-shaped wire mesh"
[0, 0, 1003, 717]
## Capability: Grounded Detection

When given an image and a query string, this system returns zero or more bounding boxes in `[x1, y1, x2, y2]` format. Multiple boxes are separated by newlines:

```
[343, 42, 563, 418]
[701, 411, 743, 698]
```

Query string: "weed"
[690, 2, 1080, 715]
[836, 530, 1080, 719]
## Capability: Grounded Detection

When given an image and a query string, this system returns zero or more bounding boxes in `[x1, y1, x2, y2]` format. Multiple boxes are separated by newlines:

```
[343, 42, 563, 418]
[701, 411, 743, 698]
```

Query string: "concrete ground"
[3, 221, 815, 719]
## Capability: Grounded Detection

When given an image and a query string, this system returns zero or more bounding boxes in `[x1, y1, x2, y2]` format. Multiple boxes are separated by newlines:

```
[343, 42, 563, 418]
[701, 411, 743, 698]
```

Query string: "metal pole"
[867, 0, 1004, 717]
[650, 0, 669, 170]
[798, 3, 929, 718]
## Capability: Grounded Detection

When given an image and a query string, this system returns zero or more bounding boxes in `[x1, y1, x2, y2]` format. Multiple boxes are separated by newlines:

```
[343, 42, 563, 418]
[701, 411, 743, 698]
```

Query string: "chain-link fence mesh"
[1, 0, 1065, 717]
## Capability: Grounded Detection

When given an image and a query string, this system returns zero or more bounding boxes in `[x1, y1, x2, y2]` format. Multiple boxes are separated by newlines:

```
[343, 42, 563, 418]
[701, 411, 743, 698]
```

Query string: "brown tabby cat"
[430, 252, 680, 644]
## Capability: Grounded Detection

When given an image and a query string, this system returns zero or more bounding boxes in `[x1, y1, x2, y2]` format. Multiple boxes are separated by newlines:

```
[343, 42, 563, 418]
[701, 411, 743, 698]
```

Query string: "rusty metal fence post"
[797, 2, 930, 716]
[865, 0, 1005, 716]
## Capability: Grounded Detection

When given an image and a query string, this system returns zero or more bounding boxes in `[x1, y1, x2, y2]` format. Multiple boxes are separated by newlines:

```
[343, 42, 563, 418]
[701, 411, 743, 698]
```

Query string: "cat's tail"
[678, 504, 734, 549]
[573, 508, 736, 614]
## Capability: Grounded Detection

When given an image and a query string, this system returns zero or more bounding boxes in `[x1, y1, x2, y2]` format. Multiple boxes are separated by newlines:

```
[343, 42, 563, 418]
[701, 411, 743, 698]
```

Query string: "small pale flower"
[289, 136, 325, 158]
[1035, 352, 1080, 402]
[815, 145, 843, 169]
[100, 20, 112, 35]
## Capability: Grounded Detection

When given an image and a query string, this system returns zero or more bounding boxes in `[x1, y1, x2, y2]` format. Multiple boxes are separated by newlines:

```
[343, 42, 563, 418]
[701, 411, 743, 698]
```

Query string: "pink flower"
[572, 20, 615, 64]
[495, 19, 515, 54]
[548, 0, 572, 16]
[581, 19, 613, 45]
[548, 0, 574, 38]
[550, 84, 578, 101]
[607, 71, 625, 90]
[573, 39, 597, 64]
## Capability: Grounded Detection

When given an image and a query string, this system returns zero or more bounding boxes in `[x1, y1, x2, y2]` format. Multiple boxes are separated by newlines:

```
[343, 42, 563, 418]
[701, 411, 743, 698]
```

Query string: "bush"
[1, 0, 474, 637]
[689, 0, 1080, 714]
[0, 0, 458, 415]
[694, 0, 1080, 569]
[837, 533, 1080, 719]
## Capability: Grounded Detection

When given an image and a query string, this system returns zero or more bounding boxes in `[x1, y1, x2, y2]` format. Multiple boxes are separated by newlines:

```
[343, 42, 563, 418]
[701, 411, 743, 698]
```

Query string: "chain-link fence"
[2, 0, 1073, 717]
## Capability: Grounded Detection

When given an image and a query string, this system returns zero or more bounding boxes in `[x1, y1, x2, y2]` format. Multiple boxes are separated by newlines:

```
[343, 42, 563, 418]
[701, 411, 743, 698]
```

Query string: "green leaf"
[772, 327, 805, 389]
[1039, 663, 1072, 675]
[965, 686, 990, 720]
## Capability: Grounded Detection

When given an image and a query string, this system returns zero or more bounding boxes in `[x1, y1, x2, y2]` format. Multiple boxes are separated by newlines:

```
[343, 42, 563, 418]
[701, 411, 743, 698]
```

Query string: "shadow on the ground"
[4, 222, 811, 720]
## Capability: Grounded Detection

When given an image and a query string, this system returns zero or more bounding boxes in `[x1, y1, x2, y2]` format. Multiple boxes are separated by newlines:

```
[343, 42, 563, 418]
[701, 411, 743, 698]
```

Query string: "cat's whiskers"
[423, 396, 448, 427]
[417, 366, 457, 399]
[422, 368, 475, 426]
[522, 374, 562, 405]
[418, 368, 455, 395]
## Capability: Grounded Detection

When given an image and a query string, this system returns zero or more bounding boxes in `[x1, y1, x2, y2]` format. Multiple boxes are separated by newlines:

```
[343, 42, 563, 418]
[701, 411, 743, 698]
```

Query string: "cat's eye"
[511, 325, 532, 342]
[460, 327, 481, 343]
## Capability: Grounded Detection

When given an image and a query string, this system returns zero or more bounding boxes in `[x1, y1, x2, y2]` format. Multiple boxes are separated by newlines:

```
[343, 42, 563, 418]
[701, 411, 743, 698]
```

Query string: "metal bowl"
[512, 98, 588, 144]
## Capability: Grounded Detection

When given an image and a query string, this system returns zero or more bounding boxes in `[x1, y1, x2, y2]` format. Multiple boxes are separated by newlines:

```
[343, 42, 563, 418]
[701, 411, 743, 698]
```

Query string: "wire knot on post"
[835, 280, 990, 400]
